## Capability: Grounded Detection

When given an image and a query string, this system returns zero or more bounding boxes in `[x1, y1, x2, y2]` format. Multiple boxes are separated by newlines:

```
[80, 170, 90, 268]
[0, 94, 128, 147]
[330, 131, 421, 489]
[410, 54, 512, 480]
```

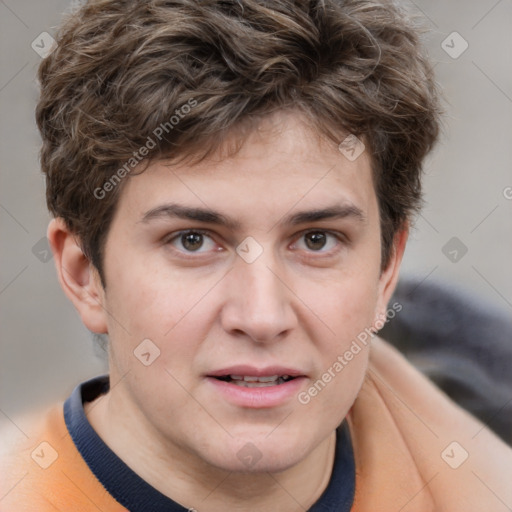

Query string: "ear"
[375, 224, 408, 319]
[47, 218, 108, 334]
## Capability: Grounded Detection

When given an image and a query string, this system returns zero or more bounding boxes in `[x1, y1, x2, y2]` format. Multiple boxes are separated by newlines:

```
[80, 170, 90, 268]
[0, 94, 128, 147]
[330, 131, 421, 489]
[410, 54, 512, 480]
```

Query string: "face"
[93, 111, 400, 473]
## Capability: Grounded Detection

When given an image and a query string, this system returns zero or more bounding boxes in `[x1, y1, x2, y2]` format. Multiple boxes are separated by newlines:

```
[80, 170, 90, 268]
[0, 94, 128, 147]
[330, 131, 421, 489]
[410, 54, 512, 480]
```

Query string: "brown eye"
[167, 230, 217, 254]
[291, 230, 342, 255]
[304, 232, 327, 251]
[181, 232, 204, 251]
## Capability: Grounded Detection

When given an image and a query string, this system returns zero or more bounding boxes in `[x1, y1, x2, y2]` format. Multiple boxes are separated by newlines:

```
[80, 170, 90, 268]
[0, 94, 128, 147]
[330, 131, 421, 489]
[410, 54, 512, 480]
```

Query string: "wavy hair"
[36, 0, 441, 284]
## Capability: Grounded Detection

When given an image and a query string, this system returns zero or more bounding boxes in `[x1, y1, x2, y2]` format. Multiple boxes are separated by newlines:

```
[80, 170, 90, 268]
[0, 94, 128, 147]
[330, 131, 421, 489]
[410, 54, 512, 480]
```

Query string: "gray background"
[1, 0, 511, 420]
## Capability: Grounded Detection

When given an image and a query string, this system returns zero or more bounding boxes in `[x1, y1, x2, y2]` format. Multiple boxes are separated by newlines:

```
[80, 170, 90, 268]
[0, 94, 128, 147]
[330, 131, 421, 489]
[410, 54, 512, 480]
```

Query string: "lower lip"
[205, 377, 306, 408]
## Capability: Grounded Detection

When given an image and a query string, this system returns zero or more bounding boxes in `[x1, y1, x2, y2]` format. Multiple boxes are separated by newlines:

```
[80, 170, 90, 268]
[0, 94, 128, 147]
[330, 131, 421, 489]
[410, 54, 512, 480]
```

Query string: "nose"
[219, 254, 297, 343]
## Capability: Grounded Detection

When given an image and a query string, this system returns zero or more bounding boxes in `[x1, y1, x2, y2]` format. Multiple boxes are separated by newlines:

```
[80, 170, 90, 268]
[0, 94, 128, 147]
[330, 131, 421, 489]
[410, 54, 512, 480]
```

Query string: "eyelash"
[163, 229, 346, 259]
[291, 229, 345, 256]
[163, 229, 216, 257]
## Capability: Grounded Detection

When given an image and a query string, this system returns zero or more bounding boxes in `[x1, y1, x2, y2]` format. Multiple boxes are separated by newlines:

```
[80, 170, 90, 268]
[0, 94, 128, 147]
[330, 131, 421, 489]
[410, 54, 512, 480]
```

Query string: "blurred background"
[1, 0, 511, 422]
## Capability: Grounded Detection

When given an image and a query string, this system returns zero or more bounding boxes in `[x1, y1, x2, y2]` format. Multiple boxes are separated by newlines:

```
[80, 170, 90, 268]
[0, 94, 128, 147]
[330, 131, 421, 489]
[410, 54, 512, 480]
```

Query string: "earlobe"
[375, 225, 409, 319]
[47, 218, 108, 334]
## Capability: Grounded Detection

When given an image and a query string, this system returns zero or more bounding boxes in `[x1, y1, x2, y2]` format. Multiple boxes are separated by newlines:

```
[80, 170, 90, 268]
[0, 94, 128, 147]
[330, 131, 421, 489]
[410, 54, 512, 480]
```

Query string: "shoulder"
[348, 337, 512, 512]
[0, 403, 63, 509]
[0, 399, 125, 511]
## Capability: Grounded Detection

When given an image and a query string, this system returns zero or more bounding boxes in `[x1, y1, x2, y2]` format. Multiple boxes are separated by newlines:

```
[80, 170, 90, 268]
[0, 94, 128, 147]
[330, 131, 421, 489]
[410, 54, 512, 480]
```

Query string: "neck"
[85, 387, 337, 512]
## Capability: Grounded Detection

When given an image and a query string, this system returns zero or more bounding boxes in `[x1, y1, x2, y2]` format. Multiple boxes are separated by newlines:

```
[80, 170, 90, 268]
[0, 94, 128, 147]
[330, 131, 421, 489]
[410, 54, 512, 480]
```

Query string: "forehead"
[118, 111, 377, 225]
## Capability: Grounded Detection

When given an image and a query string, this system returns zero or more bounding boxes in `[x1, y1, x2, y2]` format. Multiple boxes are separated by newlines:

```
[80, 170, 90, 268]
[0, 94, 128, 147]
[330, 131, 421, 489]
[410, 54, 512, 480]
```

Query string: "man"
[1, 0, 511, 510]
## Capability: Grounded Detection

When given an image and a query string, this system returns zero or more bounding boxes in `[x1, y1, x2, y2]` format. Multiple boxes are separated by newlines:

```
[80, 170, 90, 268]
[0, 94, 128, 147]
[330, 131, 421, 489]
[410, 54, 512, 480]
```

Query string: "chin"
[196, 432, 312, 474]
[210, 452, 306, 474]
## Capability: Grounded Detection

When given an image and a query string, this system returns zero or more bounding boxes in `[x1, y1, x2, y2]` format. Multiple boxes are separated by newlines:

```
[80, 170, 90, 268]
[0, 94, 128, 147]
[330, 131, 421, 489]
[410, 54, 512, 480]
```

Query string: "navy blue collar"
[64, 375, 355, 511]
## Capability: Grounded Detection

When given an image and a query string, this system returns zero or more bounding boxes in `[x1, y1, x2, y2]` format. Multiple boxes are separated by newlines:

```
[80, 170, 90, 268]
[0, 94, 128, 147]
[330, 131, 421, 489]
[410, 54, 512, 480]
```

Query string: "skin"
[48, 110, 406, 511]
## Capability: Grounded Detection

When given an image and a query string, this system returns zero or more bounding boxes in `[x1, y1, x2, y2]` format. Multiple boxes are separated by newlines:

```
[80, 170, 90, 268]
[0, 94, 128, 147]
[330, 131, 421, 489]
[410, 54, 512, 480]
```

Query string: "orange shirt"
[2, 338, 511, 511]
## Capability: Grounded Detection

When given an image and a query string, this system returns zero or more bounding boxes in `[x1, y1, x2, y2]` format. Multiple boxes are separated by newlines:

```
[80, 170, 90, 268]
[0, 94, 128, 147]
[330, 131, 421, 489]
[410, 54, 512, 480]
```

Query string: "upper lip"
[207, 365, 306, 378]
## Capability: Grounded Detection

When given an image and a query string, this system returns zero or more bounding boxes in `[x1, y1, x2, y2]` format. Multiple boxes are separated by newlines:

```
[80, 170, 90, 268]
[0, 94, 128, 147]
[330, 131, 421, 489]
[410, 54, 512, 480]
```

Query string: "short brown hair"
[36, 0, 441, 284]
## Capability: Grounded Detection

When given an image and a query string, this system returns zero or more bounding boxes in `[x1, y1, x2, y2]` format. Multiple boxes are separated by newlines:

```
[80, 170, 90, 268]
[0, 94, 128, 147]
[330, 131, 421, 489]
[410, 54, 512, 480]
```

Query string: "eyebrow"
[284, 204, 365, 225]
[140, 202, 365, 228]
[140, 203, 240, 229]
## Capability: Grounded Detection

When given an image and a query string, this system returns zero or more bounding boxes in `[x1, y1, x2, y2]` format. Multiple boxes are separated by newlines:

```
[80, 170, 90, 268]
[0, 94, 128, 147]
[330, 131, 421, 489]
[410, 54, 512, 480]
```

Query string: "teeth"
[250, 375, 279, 382]
[229, 375, 279, 382]
[214, 374, 297, 387]
[225, 375, 295, 387]
[243, 376, 262, 382]
[232, 381, 278, 388]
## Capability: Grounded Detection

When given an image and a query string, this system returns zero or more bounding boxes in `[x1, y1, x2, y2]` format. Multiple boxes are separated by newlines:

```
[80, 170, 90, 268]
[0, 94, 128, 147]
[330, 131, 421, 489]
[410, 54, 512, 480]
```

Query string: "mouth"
[205, 365, 307, 408]
[211, 374, 298, 387]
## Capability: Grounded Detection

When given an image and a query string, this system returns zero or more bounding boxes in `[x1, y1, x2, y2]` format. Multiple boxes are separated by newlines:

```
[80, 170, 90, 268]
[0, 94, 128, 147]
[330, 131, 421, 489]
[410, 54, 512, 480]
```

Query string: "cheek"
[102, 259, 218, 375]
[102, 276, 213, 422]
[296, 274, 379, 410]
[303, 270, 380, 346]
